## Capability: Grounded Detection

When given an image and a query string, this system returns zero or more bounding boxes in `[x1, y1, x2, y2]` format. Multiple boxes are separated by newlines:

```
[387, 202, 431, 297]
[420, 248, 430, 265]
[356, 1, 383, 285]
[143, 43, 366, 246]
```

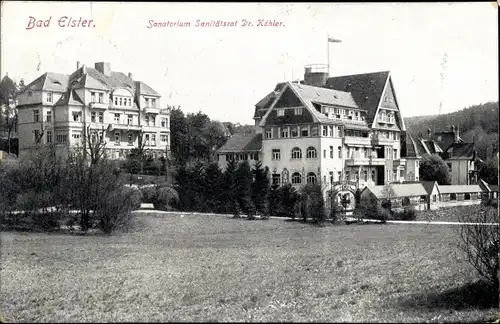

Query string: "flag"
[328, 36, 342, 43]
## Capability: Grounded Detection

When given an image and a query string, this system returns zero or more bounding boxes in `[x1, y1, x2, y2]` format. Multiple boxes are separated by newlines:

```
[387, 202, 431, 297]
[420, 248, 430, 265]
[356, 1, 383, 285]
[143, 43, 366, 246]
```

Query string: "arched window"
[282, 168, 289, 184]
[291, 172, 302, 184]
[306, 146, 317, 159]
[291, 147, 302, 159]
[307, 172, 317, 184]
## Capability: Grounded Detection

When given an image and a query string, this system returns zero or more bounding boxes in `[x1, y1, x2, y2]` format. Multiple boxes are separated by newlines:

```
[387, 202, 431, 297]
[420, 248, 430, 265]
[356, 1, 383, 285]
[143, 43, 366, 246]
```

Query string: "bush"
[299, 184, 326, 223]
[457, 205, 499, 291]
[392, 206, 416, 220]
[140, 185, 178, 210]
[356, 196, 390, 222]
[95, 187, 137, 234]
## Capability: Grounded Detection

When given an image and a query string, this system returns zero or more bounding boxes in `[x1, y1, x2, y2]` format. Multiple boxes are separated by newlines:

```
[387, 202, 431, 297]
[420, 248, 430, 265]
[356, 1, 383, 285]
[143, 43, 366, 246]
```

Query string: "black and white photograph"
[0, 1, 499, 322]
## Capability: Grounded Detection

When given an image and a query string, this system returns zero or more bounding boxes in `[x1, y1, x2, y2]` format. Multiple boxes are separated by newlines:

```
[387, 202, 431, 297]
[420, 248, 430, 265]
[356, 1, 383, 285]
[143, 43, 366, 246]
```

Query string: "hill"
[404, 101, 499, 160]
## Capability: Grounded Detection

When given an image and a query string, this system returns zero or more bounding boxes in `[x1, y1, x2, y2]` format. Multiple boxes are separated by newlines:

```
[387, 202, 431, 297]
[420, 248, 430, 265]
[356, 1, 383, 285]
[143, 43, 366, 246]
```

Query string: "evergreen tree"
[204, 162, 224, 213]
[281, 183, 298, 218]
[223, 159, 240, 217]
[267, 182, 281, 217]
[235, 160, 254, 218]
[251, 161, 270, 218]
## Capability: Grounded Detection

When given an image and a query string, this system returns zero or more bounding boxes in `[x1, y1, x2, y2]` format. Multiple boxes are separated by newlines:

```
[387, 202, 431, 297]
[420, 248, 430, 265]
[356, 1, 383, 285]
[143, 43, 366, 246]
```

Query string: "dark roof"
[325, 71, 390, 124]
[443, 142, 475, 160]
[55, 89, 84, 106]
[289, 83, 358, 108]
[420, 139, 443, 154]
[217, 133, 262, 153]
[490, 185, 499, 192]
[404, 132, 421, 158]
[434, 131, 463, 151]
[421, 181, 438, 195]
[254, 91, 277, 119]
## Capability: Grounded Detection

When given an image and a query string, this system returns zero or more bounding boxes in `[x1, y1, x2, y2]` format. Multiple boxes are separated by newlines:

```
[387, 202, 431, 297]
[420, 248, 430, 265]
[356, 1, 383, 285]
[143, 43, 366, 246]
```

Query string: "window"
[128, 133, 133, 145]
[98, 112, 104, 123]
[336, 126, 342, 137]
[72, 132, 81, 140]
[145, 116, 150, 126]
[301, 126, 309, 137]
[416, 160, 419, 168]
[394, 149, 398, 160]
[464, 193, 471, 200]
[294, 107, 302, 115]
[305, 172, 315, 184]
[128, 98, 132, 107]
[46, 92, 52, 103]
[281, 127, 289, 138]
[265, 129, 272, 139]
[400, 169, 404, 178]
[393, 170, 397, 181]
[99, 93, 104, 103]
[338, 171, 342, 181]
[311, 126, 319, 136]
[73, 112, 81, 122]
[447, 163, 452, 172]
[152, 99, 156, 108]
[91, 112, 96, 123]
[114, 97, 118, 105]
[161, 134, 168, 143]
[432, 195, 437, 202]
[114, 113, 120, 124]
[402, 197, 410, 206]
[151, 134, 156, 146]
[127, 115, 133, 125]
[291, 127, 298, 137]
[329, 146, 333, 158]
[323, 150, 326, 158]
[346, 171, 350, 181]
[364, 170, 368, 182]
[91, 92, 96, 102]
[115, 132, 120, 143]
[277, 109, 285, 117]
[145, 98, 150, 107]
[292, 172, 302, 184]
[322, 126, 328, 136]
[450, 193, 457, 201]
[272, 149, 281, 160]
[272, 174, 281, 186]
[329, 125, 334, 137]
[33, 109, 40, 122]
[306, 147, 317, 159]
[337, 146, 342, 158]
[161, 118, 167, 128]
[291, 147, 302, 159]
[144, 134, 150, 145]
[55, 133, 68, 143]
[371, 170, 376, 182]
[46, 130, 52, 143]
[46, 111, 52, 122]
[330, 171, 334, 184]
[119, 98, 123, 106]
[34, 130, 40, 142]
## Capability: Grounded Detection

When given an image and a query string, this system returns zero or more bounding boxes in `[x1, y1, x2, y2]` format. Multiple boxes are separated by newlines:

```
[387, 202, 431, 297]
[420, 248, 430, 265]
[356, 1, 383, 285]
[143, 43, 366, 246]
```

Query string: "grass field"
[1, 213, 497, 322]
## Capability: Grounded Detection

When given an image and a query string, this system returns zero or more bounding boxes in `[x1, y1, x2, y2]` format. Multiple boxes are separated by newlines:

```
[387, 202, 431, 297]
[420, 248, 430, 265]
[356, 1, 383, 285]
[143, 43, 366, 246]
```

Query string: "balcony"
[392, 158, 407, 167]
[372, 137, 395, 146]
[344, 136, 371, 146]
[108, 123, 141, 132]
[89, 101, 108, 110]
[144, 107, 160, 114]
[345, 157, 386, 166]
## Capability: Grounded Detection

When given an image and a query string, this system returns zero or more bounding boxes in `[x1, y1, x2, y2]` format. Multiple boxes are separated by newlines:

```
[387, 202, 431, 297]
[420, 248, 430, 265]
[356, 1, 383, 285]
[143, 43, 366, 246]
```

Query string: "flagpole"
[327, 36, 330, 76]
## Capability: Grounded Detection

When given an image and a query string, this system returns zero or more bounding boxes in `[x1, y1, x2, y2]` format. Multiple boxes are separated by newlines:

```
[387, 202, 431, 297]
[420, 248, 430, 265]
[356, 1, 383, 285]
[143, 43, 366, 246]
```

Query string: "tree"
[267, 182, 281, 217]
[419, 153, 451, 185]
[281, 183, 299, 219]
[251, 161, 270, 218]
[204, 162, 225, 213]
[0, 75, 20, 155]
[299, 183, 326, 224]
[478, 157, 499, 186]
[234, 160, 254, 218]
[380, 184, 396, 221]
[223, 159, 240, 217]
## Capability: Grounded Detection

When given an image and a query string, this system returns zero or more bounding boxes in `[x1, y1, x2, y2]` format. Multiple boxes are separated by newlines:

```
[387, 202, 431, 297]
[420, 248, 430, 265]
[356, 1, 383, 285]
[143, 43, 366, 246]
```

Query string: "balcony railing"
[344, 136, 371, 146]
[108, 123, 142, 131]
[144, 107, 160, 114]
[345, 157, 386, 166]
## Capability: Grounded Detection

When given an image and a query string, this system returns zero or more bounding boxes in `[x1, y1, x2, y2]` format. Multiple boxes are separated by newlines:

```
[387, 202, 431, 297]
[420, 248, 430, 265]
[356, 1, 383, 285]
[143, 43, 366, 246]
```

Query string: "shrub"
[457, 205, 499, 291]
[392, 206, 416, 220]
[299, 184, 326, 223]
[155, 186, 179, 210]
[95, 187, 137, 234]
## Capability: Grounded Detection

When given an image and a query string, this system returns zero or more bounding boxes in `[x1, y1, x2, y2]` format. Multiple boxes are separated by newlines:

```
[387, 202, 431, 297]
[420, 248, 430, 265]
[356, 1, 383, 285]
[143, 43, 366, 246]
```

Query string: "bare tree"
[83, 125, 107, 165]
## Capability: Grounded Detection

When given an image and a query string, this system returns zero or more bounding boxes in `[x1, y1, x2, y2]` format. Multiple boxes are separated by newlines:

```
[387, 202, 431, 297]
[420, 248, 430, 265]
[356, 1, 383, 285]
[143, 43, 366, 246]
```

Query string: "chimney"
[427, 128, 432, 138]
[303, 64, 329, 87]
[454, 125, 460, 143]
[76, 61, 80, 70]
[128, 72, 133, 79]
[95, 62, 111, 76]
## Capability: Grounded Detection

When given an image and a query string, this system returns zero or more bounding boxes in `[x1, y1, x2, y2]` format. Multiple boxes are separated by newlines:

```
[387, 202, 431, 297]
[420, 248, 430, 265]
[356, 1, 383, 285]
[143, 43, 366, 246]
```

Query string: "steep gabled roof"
[55, 89, 84, 106]
[404, 132, 421, 158]
[421, 181, 439, 195]
[289, 83, 358, 109]
[217, 133, 262, 153]
[326, 71, 390, 124]
[420, 139, 443, 155]
[443, 142, 475, 160]
[135, 80, 160, 97]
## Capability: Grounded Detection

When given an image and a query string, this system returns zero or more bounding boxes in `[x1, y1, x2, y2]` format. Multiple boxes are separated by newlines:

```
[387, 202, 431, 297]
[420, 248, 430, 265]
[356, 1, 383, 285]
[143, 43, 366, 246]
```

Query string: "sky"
[1, 2, 498, 124]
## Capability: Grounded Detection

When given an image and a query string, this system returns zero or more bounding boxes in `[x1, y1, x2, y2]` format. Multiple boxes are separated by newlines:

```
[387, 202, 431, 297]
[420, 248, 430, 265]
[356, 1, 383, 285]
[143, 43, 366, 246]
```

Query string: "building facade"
[17, 62, 170, 160]
[218, 65, 415, 194]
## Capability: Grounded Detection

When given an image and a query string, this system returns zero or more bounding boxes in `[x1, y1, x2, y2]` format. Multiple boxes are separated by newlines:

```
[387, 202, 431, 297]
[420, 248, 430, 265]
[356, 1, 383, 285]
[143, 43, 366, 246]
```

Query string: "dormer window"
[294, 107, 302, 115]
[151, 99, 156, 108]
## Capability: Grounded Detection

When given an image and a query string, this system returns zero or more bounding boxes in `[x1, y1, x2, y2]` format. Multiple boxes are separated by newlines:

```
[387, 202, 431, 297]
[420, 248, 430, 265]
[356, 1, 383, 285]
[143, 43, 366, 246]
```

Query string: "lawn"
[0, 213, 497, 322]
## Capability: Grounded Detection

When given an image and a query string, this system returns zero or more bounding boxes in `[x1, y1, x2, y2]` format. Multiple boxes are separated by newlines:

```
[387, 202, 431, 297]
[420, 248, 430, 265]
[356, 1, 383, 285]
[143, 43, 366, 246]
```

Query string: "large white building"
[17, 62, 170, 159]
[217, 64, 419, 195]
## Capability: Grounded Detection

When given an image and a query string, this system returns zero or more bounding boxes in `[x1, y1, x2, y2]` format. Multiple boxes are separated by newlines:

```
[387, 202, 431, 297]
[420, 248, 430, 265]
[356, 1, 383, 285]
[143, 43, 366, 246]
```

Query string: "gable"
[274, 87, 303, 108]
[380, 79, 398, 110]
[264, 106, 314, 126]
